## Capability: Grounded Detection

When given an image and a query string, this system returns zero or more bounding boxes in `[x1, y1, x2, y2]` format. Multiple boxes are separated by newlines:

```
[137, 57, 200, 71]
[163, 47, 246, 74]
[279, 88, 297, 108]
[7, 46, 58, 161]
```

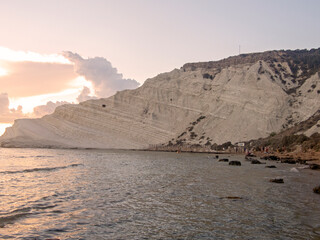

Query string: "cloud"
[63, 52, 140, 98]
[0, 93, 25, 123]
[77, 87, 97, 102]
[0, 61, 77, 98]
[0, 92, 71, 122]
[0, 47, 140, 125]
[32, 101, 70, 117]
[0, 46, 70, 64]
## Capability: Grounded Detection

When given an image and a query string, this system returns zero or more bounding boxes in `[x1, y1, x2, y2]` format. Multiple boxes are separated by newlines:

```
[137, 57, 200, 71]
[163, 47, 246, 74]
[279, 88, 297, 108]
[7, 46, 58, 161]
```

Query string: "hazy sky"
[0, 0, 320, 134]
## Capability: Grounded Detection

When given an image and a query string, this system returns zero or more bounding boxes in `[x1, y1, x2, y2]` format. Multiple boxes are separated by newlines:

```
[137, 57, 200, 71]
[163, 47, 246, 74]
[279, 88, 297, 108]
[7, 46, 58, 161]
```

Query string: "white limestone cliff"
[1, 50, 320, 149]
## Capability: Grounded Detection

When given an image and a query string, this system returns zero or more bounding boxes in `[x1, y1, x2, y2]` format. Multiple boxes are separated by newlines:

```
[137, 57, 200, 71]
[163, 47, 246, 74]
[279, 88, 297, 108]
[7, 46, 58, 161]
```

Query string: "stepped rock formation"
[1, 49, 320, 149]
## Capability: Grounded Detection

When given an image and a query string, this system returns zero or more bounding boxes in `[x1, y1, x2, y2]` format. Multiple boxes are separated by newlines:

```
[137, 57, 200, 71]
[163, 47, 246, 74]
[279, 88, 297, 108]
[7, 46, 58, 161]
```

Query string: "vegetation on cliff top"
[248, 110, 320, 152]
[183, 48, 320, 73]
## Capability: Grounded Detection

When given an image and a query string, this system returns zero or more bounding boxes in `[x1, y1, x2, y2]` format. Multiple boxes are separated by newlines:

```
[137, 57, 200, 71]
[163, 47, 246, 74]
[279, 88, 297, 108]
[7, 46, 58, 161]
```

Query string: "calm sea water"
[0, 148, 319, 240]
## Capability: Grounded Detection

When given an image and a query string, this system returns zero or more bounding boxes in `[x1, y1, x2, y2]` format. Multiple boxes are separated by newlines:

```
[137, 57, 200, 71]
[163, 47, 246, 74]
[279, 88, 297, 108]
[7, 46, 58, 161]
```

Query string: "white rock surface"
[1, 58, 319, 149]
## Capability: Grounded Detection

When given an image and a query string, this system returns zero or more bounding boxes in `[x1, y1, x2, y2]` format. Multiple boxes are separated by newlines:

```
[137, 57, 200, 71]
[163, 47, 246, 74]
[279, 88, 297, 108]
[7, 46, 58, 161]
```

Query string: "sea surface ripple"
[0, 148, 319, 239]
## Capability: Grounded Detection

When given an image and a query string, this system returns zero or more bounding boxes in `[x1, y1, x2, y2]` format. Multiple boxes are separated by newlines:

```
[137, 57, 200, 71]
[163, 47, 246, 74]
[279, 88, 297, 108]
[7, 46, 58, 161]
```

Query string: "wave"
[0, 212, 32, 228]
[35, 155, 54, 158]
[12, 155, 54, 158]
[0, 163, 83, 175]
[0, 204, 57, 228]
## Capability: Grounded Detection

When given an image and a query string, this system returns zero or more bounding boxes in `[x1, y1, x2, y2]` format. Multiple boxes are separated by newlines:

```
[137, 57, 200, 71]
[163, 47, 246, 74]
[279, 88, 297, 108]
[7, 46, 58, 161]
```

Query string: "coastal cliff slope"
[1, 49, 320, 149]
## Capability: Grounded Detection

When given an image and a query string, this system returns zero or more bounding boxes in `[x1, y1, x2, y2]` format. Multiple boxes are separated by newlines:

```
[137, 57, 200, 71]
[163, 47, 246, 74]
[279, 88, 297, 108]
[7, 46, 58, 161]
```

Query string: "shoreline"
[1, 145, 319, 169]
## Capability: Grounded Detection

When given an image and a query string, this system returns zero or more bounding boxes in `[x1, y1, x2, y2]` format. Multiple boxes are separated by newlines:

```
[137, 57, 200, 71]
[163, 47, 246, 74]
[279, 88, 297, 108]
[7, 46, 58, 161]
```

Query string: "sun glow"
[0, 46, 71, 64]
[0, 66, 8, 76]
[69, 76, 95, 93]
[7, 76, 96, 114]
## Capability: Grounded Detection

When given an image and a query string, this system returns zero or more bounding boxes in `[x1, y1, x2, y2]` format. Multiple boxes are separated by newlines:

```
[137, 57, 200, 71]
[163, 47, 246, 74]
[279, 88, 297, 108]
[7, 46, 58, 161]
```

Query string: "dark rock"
[219, 158, 229, 162]
[229, 161, 241, 166]
[215, 155, 219, 159]
[313, 186, 320, 194]
[269, 178, 284, 183]
[246, 153, 256, 157]
[297, 159, 306, 164]
[309, 164, 320, 170]
[221, 196, 243, 200]
[251, 159, 262, 164]
[261, 155, 279, 161]
[265, 165, 277, 168]
[281, 158, 296, 164]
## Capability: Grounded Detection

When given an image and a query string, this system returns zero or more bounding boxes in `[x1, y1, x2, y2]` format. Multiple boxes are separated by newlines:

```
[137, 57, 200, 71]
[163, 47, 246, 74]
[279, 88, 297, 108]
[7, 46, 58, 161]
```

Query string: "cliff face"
[1, 49, 320, 149]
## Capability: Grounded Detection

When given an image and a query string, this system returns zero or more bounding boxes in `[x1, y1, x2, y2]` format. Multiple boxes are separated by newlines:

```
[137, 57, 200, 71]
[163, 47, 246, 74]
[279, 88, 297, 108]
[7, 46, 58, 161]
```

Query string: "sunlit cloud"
[63, 51, 140, 98]
[0, 46, 71, 64]
[9, 88, 80, 113]
[32, 101, 70, 117]
[0, 93, 26, 123]
[0, 123, 11, 136]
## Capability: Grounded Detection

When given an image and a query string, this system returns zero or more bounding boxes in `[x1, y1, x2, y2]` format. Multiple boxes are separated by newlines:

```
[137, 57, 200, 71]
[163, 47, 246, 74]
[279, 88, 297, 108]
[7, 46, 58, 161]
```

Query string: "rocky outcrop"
[1, 48, 320, 149]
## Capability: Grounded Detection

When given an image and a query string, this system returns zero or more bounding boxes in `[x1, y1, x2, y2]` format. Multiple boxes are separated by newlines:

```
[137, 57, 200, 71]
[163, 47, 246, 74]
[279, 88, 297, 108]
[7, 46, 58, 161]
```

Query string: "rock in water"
[229, 161, 241, 166]
[251, 159, 262, 164]
[281, 158, 296, 164]
[221, 196, 243, 200]
[219, 158, 229, 162]
[270, 178, 284, 183]
[265, 165, 277, 168]
[309, 164, 320, 170]
[262, 155, 280, 161]
[313, 186, 320, 194]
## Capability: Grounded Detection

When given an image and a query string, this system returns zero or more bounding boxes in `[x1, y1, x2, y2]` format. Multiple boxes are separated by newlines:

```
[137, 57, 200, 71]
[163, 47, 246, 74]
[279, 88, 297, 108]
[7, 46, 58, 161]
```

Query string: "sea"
[0, 148, 319, 240]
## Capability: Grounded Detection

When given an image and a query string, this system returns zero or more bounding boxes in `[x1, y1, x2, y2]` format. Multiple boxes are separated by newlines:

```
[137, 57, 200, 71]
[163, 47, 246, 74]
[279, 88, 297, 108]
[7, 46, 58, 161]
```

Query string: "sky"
[0, 0, 320, 134]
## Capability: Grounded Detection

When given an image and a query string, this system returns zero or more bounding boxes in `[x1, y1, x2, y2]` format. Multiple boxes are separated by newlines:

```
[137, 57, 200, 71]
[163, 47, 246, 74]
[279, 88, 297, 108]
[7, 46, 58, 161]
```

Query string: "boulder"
[269, 178, 284, 183]
[313, 186, 320, 194]
[219, 158, 229, 162]
[309, 164, 320, 170]
[281, 158, 296, 164]
[246, 153, 256, 157]
[229, 161, 241, 166]
[265, 165, 277, 168]
[222, 196, 243, 200]
[251, 159, 262, 164]
[261, 155, 279, 161]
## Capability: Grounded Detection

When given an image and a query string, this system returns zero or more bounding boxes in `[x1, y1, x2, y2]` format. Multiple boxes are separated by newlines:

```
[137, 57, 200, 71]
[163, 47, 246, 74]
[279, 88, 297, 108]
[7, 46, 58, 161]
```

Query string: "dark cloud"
[32, 101, 70, 117]
[77, 87, 97, 103]
[63, 52, 140, 98]
[0, 61, 77, 97]
[0, 93, 25, 123]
